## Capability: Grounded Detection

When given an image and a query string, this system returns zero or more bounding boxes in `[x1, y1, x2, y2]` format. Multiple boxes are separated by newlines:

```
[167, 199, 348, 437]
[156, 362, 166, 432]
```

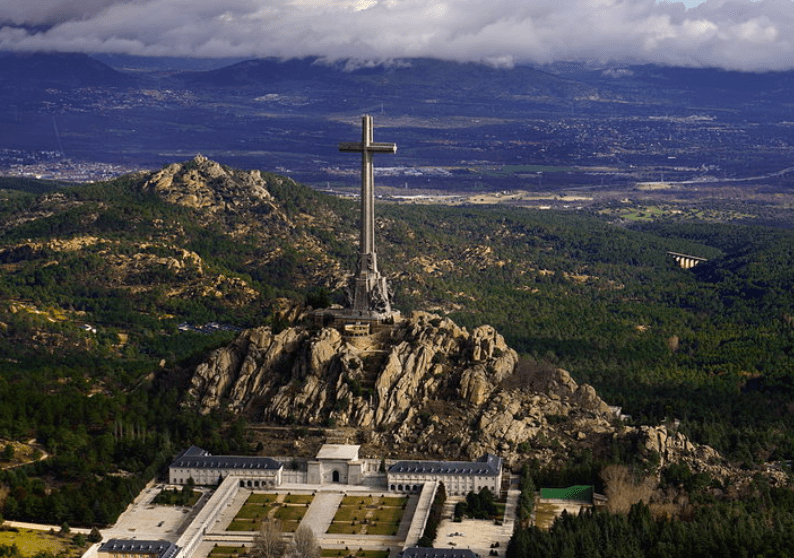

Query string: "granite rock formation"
[143, 154, 277, 216]
[185, 310, 766, 485]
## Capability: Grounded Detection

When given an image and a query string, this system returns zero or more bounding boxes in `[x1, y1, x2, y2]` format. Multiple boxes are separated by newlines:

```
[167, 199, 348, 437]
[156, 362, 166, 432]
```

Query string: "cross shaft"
[340, 115, 396, 258]
[338, 115, 397, 318]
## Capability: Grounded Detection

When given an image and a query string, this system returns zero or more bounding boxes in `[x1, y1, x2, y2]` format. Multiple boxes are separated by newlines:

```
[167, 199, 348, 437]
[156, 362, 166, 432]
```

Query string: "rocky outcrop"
[188, 311, 518, 425]
[188, 311, 628, 464]
[143, 154, 277, 215]
[186, 311, 776, 483]
[186, 309, 773, 484]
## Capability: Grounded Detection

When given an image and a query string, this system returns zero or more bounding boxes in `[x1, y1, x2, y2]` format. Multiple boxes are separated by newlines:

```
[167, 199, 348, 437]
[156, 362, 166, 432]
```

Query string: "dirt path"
[1, 440, 50, 470]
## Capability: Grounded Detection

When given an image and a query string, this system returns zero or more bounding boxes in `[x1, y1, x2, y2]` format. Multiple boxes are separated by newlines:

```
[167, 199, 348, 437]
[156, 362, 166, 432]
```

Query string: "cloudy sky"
[0, 0, 792, 71]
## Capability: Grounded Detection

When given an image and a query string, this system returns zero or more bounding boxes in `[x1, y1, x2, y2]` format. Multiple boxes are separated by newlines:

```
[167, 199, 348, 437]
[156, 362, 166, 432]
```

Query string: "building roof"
[315, 444, 360, 461]
[540, 485, 594, 503]
[401, 547, 479, 558]
[388, 453, 501, 477]
[99, 540, 179, 558]
[169, 446, 282, 471]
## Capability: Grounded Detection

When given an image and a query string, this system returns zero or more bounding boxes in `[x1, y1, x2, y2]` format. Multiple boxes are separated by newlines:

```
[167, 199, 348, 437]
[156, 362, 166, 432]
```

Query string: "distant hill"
[2, 53, 794, 182]
[0, 52, 135, 90]
[0, 175, 66, 194]
[179, 56, 593, 108]
[548, 62, 794, 106]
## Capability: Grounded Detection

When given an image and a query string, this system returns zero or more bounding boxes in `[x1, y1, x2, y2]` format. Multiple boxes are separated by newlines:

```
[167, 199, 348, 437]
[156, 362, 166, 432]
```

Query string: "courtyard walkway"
[302, 491, 344, 535]
[433, 488, 520, 558]
[102, 481, 198, 542]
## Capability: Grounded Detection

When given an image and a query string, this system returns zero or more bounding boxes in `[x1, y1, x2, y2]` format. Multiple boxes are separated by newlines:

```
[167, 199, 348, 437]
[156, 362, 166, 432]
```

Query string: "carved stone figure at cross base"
[338, 115, 398, 320]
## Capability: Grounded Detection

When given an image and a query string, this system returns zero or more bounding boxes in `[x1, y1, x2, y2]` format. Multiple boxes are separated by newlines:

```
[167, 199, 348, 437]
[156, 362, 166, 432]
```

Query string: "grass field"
[326, 523, 359, 535]
[340, 496, 374, 506]
[0, 528, 79, 557]
[379, 497, 407, 507]
[280, 520, 301, 533]
[228, 493, 313, 532]
[331, 507, 361, 522]
[364, 522, 399, 536]
[274, 505, 307, 521]
[283, 494, 313, 504]
[321, 550, 389, 558]
[208, 546, 248, 557]
[533, 502, 558, 530]
[371, 508, 402, 523]
[234, 504, 274, 520]
[327, 495, 406, 536]
[226, 520, 257, 532]
[247, 494, 278, 504]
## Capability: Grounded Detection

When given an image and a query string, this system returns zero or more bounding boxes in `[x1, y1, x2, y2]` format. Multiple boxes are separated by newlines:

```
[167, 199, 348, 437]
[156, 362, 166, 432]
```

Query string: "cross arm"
[339, 142, 397, 154]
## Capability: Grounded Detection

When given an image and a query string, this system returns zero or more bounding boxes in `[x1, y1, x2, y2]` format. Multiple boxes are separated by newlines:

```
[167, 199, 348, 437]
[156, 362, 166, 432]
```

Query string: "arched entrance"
[332, 470, 340, 483]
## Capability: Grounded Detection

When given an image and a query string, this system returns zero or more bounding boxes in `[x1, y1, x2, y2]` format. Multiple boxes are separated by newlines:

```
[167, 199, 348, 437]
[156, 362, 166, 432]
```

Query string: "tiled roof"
[388, 453, 501, 477]
[402, 547, 479, 558]
[170, 446, 281, 471]
[99, 540, 179, 558]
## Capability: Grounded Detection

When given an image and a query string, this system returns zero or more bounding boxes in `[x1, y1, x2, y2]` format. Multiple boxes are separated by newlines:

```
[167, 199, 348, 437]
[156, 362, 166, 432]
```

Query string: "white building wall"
[321, 459, 349, 483]
[282, 470, 307, 484]
[388, 472, 500, 496]
[169, 467, 280, 487]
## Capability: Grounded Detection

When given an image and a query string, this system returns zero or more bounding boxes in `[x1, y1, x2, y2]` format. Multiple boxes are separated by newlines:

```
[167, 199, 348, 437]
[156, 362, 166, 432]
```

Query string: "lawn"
[327, 494, 406, 536]
[209, 546, 249, 557]
[533, 502, 557, 530]
[321, 551, 389, 558]
[226, 520, 257, 532]
[280, 520, 301, 533]
[274, 505, 307, 522]
[331, 507, 362, 522]
[365, 522, 399, 536]
[0, 529, 78, 557]
[228, 493, 313, 532]
[341, 496, 374, 506]
[379, 497, 407, 507]
[371, 508, 402, 523]
[326, 523, 360, 535]
[247, 494, 278, 504]
[235, 504, 274, 520]
[283, 494, 313, 504]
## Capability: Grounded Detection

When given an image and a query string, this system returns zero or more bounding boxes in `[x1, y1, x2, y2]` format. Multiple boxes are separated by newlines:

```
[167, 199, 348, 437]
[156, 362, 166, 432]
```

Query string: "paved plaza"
[434, 490, 519, 558]
[94, 481, 518, 558]
[101, 482, 208, 542]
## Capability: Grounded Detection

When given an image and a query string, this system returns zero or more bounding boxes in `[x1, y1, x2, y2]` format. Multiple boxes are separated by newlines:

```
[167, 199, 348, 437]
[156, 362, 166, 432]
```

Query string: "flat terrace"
[191, 484, 427, 558]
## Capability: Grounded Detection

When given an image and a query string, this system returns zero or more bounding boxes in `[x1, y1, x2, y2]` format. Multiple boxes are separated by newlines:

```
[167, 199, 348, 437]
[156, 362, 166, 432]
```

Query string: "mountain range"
[1, 52, 793, 190]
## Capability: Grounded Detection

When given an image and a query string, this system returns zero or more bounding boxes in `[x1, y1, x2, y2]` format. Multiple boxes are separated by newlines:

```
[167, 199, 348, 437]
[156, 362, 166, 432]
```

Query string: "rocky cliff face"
[188, 311, 519, 426]
[186, 310, 760, 483]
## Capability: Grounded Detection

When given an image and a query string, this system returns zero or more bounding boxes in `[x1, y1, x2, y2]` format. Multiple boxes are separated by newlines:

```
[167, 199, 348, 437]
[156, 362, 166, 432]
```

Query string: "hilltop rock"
[188, 311, 519, 427]
[185, 309, 772, 485]
[143, 155, 278, 215]
[188, 311, 630, 466]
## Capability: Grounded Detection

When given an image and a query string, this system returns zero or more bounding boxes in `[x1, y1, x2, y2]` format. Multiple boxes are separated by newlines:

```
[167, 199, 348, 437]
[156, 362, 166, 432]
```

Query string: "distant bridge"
[667, 251, 708, 269]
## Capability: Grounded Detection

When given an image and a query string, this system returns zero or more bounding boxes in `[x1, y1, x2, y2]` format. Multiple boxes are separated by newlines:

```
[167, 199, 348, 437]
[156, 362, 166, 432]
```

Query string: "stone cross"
[339, 115, 397, 317]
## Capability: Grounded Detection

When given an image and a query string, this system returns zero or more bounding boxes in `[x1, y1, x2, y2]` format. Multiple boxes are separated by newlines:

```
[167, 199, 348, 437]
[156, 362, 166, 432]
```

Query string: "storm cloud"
[0, 0, 792, 71]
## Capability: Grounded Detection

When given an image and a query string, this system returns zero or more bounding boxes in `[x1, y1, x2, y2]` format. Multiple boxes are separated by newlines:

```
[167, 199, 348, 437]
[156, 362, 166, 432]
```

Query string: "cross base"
[349, 270, 393, 317]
